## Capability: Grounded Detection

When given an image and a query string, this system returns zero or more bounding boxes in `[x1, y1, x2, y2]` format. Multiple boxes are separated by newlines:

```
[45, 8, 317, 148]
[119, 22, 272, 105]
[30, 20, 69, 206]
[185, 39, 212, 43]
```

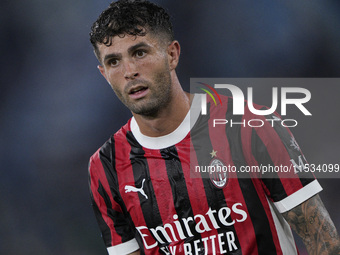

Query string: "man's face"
[97, 33, 174, 116]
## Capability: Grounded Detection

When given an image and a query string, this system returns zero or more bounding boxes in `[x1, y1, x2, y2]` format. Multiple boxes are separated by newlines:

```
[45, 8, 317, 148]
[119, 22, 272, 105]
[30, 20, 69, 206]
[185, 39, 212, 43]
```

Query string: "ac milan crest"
[209, 158, 228, 189]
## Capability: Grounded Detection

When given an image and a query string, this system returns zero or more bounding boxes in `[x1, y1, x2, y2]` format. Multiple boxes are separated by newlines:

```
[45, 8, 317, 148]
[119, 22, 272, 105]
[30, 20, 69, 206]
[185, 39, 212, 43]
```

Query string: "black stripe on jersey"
[265, 108, 314, 185]
[251, 128, 288, 202]
[97, 180, 136, 245]
[237, 178, 278, 255]
[160, 146, 199, 244]
[126, 131, 164, 253]
[225, 98, 277, 255]
[99, 139, 138, 243]
[90, 180, 113, 247]
[191, 103, 242, 255]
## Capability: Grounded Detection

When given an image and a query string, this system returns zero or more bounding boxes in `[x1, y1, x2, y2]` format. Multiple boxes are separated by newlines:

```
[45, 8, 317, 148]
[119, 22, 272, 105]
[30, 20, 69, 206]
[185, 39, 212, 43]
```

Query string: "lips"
[128, 85, 149, 99]
[129, 86, 147, 94]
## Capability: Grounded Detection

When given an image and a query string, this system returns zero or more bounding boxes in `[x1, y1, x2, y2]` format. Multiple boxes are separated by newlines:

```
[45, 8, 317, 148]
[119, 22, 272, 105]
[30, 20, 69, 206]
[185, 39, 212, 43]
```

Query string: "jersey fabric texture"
[88, 94, 322, 255]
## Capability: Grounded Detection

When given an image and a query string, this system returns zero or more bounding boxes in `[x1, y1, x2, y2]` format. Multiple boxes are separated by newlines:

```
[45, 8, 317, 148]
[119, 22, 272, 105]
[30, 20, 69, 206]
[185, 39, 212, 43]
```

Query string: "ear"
[98, 65, 113, 87]
[98, 65, 106, 78]
[167, 40, 181, 70]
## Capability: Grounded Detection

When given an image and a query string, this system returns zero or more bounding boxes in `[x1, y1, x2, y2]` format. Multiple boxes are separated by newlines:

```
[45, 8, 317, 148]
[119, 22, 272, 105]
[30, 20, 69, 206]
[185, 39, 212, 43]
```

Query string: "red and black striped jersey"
[88, 94, 322, 255]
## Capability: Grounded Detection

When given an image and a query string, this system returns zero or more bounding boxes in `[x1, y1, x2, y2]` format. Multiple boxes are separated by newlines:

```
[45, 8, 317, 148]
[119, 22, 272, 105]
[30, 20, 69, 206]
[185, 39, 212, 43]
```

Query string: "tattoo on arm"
[282, 194, 340, 255]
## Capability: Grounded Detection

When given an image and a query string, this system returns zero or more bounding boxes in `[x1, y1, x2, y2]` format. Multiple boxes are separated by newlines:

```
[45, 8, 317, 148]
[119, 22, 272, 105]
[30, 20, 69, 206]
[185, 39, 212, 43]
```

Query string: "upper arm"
[282, 194, 340, 255]
[89, 150, 139, 254]
[242, 104, 340, 254]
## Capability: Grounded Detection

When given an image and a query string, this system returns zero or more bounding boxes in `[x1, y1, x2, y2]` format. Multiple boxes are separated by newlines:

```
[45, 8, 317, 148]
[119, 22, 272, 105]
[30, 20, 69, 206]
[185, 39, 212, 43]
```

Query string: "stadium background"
[1, 0, 339, 254]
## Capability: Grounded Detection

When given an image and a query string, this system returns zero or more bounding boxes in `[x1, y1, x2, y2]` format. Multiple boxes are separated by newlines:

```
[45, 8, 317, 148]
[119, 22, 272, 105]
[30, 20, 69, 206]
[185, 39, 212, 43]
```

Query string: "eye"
[108, 59, 119, 67]
[135, 50, 146, 58]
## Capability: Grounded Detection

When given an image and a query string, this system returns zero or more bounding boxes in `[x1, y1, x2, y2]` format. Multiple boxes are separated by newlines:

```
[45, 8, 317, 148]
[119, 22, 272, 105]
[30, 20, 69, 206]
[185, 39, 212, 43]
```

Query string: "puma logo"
[125, 178, 148, 200]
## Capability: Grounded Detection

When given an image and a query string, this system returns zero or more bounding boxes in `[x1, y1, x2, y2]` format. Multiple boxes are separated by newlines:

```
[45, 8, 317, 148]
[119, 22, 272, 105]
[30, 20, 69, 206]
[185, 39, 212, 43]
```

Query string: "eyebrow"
[103, 53, 121, 64]
[127, 42, 151, 55]
[102, 42, 151, 64]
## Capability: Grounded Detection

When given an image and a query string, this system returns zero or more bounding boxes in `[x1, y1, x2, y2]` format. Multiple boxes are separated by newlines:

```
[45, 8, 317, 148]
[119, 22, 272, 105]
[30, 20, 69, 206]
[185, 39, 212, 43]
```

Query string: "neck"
[132, 75, 193, 137]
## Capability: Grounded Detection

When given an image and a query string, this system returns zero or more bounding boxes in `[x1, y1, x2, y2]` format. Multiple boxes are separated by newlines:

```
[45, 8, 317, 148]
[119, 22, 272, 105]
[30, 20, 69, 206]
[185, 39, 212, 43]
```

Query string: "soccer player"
[88, 1, 340, 254]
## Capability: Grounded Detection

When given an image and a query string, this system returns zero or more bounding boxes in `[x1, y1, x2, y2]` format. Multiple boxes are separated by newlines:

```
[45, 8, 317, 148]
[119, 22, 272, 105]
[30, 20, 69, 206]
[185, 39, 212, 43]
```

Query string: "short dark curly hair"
[90, 0, 174, 61]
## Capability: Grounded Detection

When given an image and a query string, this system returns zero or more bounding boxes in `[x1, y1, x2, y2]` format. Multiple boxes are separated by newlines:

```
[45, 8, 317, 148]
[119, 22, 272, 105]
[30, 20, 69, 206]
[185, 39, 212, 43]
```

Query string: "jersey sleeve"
[89, 147, 139, 255]
[242, 110, 322, 213]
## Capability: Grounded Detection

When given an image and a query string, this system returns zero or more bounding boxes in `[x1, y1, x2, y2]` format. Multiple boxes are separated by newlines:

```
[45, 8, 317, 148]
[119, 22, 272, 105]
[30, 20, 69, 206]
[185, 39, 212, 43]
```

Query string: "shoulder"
[89, 119, 132, 168]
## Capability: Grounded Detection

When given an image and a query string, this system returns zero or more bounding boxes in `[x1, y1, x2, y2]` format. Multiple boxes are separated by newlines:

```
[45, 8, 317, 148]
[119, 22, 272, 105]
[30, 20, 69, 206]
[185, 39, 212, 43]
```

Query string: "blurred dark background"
[1, 0, 339, 254]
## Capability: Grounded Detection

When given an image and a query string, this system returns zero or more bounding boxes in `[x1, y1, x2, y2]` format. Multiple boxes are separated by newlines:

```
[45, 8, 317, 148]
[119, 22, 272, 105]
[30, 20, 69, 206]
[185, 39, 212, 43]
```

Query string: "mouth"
[128, 85, 149, 99]
[129, 86, 147, 94]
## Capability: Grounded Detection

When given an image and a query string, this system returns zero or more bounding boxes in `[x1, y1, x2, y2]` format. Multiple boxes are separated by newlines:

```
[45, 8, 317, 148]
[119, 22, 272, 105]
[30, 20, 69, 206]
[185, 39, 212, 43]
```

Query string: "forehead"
[97, 33, 163, 60]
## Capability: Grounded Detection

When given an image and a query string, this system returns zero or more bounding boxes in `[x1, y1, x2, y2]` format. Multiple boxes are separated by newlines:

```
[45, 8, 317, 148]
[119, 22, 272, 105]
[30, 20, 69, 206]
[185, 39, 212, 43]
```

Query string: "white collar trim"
[130, 94, 201, 149]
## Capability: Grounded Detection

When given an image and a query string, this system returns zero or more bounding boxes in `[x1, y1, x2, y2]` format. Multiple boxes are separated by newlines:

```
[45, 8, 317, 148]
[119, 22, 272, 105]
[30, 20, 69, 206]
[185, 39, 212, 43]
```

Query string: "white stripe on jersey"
[267, 197, 298, 255]
[274, 180, 323, 213]
[107, 238, 139, 255]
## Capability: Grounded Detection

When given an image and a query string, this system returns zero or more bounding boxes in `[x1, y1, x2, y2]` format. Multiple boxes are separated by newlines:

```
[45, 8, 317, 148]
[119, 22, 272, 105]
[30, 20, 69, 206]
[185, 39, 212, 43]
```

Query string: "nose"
[123, 60, 139, 80]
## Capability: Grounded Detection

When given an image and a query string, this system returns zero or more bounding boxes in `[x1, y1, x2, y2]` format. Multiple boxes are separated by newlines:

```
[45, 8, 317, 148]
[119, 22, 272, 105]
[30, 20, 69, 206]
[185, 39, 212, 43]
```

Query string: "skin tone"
[97, 33, 192, 137]
[96, 33, 339, 255]
[283, 194, 340, 255]
[128, 251, 140, 255]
